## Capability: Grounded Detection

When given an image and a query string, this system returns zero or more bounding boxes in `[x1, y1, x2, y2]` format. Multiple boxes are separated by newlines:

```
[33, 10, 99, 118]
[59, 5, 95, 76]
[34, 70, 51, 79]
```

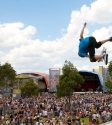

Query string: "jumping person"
[78, 22, 112, 62]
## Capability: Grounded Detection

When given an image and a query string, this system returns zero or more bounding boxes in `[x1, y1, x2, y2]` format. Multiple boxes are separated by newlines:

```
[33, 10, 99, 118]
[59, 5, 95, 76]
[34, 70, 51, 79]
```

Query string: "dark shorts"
[88, 37, 101, 62]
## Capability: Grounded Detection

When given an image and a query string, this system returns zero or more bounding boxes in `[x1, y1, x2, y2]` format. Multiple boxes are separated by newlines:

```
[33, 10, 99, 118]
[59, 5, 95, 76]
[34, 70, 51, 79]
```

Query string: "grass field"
[80, 117, 89, 125]
[80, 117, 102, 125]
[0, 116, 105, 125]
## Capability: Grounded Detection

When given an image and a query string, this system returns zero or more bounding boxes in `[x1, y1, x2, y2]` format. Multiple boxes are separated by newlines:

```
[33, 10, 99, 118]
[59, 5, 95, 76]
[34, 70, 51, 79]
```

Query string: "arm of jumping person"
[87, 54, 103, 61]
[80, 22, 86, 39]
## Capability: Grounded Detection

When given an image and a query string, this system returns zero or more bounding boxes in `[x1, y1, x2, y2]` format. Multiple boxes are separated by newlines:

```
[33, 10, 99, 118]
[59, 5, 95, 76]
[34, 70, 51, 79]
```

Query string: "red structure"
[75, 71, 103, 92]
[22, 72, 49, 92]
[21, 70, 103, 93]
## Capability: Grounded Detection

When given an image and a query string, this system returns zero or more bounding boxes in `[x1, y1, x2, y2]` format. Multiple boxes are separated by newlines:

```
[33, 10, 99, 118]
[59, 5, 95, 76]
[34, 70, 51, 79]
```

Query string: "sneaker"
[110, 37, 112, 41]
[103, 53, 108, 65]
[102, 53, 106, 59]
[105, 54, 108, 65]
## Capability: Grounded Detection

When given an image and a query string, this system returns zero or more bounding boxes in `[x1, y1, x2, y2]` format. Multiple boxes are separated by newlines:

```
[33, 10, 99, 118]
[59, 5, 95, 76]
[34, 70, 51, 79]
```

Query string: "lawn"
[80, 117, 102, 125]
[80, 117, 89, 125]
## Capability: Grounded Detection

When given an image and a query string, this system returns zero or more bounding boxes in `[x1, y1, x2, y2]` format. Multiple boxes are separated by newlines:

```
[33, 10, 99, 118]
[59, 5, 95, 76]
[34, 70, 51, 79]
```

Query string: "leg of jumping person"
[87, 37, 112, 62]
[99, 38, 111, 45]
[94, 37, 111, 60]
[87, 37, 97, 62]
[95, 38, 110, 49]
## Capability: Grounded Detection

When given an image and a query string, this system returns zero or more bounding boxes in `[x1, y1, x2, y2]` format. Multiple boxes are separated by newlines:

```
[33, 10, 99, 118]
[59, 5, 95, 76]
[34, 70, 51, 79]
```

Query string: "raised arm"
[80, 22, 86, 39]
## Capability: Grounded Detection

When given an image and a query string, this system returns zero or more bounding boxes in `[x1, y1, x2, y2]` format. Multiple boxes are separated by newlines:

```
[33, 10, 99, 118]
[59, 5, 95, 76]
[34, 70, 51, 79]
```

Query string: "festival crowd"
[0, 92, 112, 125]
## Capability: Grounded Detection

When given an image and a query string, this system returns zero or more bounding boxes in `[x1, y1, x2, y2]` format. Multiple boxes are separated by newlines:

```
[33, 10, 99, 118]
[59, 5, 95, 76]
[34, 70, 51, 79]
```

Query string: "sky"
[0, 0, 112, 74]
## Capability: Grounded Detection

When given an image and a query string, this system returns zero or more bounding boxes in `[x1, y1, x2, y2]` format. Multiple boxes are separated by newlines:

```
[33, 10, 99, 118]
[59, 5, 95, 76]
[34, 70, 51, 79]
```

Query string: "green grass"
[1, 116, 103, 125]
[80, 117, 89, 125]
[80, 117, 102, 125]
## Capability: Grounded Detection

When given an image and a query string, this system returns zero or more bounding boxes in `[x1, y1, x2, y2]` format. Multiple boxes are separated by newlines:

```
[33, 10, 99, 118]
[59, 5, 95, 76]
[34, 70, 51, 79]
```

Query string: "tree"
[105, 80, 112, 93]
[0, 62, 16, 87]
[108, 61, 112, 79]
[20, 79, 39, 97]
[105, 61, 112, 93]
[56, 60, 84, 102]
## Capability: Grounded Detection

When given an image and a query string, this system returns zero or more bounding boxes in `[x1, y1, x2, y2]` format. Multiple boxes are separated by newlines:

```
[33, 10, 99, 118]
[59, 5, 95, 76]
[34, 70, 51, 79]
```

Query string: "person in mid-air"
[78, 22, 112, 62]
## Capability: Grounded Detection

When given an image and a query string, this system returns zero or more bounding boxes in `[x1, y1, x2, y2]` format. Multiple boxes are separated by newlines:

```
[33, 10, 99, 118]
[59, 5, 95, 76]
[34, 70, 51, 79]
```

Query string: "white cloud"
[0, 0, 112, 74]
[0, 22, 36, 50]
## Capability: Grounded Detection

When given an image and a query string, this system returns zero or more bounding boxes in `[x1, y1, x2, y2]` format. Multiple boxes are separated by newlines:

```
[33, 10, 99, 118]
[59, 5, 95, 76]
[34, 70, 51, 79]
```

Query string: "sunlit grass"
[80, 117, 102, 125]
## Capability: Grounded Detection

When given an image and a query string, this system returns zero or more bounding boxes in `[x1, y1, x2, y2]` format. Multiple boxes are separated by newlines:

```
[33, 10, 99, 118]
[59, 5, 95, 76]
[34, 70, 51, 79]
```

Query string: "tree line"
[0, 60, 112, 98]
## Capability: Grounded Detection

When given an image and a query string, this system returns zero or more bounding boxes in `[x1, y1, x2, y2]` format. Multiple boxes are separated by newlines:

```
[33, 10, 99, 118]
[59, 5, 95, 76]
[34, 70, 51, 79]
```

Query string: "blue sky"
[0, 0, 95, 41]
[0, 0, 112, 74]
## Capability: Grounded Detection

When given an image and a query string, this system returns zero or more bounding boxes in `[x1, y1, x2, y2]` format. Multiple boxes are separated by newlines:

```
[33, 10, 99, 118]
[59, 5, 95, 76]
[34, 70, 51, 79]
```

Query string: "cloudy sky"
[0, 0, 112, 74]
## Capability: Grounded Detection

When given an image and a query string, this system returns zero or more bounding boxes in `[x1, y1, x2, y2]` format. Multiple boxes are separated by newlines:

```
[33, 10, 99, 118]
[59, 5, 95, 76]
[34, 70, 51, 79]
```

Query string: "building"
[22, 72, 49, 92]
[13, 72, 49, 98]
[93, 66, 108, 84]
[76, 70, 103, 92]
[93, 66, 109, 92]
[49, 68, 61, 92]
[13, 69, 104, 97]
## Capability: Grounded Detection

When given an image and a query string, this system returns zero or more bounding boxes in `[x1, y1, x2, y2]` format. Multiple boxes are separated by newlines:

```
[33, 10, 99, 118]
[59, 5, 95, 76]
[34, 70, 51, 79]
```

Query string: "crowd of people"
[0, 92, 112, 125]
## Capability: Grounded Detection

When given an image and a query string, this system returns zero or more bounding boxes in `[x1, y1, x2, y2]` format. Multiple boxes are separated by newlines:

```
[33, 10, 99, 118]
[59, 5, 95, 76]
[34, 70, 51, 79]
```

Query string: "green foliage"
[56, 60, 84, 98]
[108, 61, 112, 79]
[105, 80, 112, 89]
[20, 79, 39, 97]
[0, 62, 16, 87]
[16, 74, 30, 78]
[0, 81, 7, 86]
[105, 80, 112, 93]
[105, 61, 112, 93]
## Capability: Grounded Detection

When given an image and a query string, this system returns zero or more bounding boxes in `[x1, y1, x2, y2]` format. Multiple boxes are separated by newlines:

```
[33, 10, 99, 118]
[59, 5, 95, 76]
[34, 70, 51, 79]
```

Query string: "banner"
[49, 68, 60, 92]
